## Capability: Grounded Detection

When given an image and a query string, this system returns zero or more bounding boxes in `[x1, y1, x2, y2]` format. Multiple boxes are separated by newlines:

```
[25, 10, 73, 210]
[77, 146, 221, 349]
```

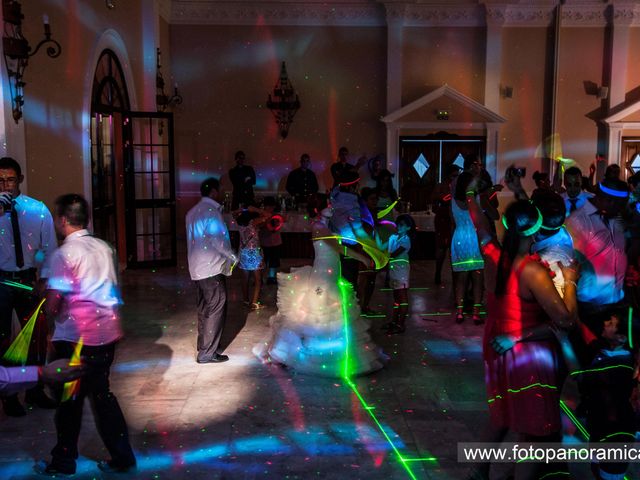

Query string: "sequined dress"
[451, 198, 484, 272]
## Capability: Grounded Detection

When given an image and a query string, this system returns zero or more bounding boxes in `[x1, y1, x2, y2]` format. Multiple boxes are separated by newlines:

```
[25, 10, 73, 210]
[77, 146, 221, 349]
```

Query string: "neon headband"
[540, 223, 563, 231]
[599, 182, 629, 198]
[339, 177, 361, 187]
[501, 208, 543, 237]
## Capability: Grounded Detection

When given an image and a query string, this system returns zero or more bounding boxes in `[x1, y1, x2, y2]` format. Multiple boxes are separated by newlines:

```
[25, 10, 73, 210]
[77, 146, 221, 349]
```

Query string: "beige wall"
[627, 27, 640, 104]
[498, 27, 549, 191]
[170, 24, 387, 221]
[18, 0, 151, 208]
[555, 27, 606, 171]
[402, 27, 486, 106]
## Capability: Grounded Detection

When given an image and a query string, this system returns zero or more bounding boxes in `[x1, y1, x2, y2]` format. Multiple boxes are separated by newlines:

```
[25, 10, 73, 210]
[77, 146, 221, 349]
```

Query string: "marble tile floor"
[0, 259, 637, 479]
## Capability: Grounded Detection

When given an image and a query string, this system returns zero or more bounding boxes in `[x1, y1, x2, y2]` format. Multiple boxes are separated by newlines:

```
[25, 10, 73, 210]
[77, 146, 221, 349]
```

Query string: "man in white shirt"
[186, 177, 237, 364]
[37, 194, 136, 476]
[0, 157, 57, 416]
[562, 166, 594, 215]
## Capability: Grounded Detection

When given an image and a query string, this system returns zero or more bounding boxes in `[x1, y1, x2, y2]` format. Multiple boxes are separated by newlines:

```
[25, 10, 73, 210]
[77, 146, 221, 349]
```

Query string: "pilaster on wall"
[484, 5, 506, 113]
[608, 3, 635, 110]
[385, 4, 404, 114]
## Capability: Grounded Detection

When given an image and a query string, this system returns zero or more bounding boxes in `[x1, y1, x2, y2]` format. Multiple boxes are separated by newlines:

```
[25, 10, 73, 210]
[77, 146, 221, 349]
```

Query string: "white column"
[486, 124, 500, 182]
[386, 125, 400, 191]
[141, 0, 161, 110]
[607, 125, 622, 168]
[484, 6, 505, 112]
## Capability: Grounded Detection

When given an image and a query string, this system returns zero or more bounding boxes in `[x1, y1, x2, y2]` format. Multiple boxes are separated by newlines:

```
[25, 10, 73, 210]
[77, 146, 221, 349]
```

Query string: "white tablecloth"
[224, 212, 434, 233]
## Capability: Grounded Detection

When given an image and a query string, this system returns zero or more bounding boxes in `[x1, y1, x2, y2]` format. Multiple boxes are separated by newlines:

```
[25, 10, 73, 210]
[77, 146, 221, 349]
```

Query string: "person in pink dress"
[465, 188, 580, 480]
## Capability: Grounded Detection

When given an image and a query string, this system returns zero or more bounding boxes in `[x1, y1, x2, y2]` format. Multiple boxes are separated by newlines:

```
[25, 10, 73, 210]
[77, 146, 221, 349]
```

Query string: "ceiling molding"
[168, 1, 640, 28]
[170, 1, 386, 26]
[157, 0, 172, 23]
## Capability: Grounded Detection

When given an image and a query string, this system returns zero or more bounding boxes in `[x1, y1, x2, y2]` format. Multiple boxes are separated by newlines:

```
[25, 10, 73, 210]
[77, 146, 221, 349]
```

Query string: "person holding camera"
[0, 157, 57, 417]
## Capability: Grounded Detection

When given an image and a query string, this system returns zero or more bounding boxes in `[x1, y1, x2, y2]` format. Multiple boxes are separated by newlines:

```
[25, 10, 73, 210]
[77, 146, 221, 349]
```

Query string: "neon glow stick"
[629, 307, 634, 350]
[0, 279, 34, 291]
[61, 338, 83, 402]
[3, 298, 46, 365]
[377, 199, 399, 219]
[313, 235, 390, 270]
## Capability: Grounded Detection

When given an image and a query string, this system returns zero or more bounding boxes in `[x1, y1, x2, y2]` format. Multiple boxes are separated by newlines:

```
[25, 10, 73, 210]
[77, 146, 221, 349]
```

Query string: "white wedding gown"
[253, 221, 385, 377]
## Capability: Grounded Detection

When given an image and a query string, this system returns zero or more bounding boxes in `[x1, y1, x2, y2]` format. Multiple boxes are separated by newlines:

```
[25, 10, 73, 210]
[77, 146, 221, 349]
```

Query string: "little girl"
[235, 207, 266, 310]
[380, 214, 415, 334]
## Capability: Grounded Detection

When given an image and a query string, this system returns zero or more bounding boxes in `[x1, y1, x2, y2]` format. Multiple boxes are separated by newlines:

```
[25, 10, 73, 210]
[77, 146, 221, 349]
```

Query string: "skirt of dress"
[253, 266, 385, 377]
[484, 339, 562, 437]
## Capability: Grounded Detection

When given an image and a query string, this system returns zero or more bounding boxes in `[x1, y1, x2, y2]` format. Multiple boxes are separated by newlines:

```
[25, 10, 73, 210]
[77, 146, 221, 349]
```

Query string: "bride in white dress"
[253, 197, 386, 377]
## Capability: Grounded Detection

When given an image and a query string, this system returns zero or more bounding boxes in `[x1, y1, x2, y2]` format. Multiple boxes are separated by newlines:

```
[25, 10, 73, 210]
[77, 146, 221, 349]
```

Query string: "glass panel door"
[91, 112, 118, 247]
[399, 135, 485, 212]
[123, 112, 176, 267]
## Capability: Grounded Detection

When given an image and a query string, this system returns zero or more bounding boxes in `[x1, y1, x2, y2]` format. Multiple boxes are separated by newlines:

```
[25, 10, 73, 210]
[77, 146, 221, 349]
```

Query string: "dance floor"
[0, 259, 637, 479]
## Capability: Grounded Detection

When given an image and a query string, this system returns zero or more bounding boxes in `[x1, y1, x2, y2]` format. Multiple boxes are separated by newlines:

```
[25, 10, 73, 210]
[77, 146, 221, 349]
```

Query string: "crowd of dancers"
[2, 144, 640, 478]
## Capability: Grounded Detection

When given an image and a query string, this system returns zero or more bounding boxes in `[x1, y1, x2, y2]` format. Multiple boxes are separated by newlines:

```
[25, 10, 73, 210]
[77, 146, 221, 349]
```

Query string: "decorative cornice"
[489, 5, 555, 27]
[612, 3, 640, 27]
[392, 4, 484, 27]
[171, 1, 385, 26]
[561, 4, 608, 27]
[168, 2, 640, 28]
[157, 0, 172, 23]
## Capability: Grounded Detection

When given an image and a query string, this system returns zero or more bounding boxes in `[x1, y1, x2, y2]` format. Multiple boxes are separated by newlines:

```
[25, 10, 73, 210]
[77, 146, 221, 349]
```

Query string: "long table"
[223, 212, 435, 259]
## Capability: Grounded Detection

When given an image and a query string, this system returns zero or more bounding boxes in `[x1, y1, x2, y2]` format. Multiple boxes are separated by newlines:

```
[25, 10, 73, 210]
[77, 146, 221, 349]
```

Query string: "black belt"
[0, 268, 37, 280]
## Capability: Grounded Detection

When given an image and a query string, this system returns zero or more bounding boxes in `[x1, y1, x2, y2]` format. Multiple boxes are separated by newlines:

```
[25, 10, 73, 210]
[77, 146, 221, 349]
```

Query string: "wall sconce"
[266, 61, 300, 139]
[105, 0, 116, 9]
[436, 109, 449, 120]
[500, 85, 513, 99]
[156, 48, 182, 112]
[2, 0, 62, 123]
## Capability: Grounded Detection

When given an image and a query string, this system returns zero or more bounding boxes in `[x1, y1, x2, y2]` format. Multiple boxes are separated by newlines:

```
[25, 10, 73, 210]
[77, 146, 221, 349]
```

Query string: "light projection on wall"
[631, 153, 640, 174]
[412, 154, 429, 179]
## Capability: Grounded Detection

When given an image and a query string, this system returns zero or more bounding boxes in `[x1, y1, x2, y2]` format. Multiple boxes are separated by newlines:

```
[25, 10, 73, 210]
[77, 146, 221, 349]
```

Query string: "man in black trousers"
[186, 177, 237, 363]
[36, 194, 136, 475]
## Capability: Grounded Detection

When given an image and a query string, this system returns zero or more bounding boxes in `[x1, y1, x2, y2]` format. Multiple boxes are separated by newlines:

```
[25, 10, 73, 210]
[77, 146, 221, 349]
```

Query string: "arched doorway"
[90, 49, 129, 260]
[90, 49, 177, 268]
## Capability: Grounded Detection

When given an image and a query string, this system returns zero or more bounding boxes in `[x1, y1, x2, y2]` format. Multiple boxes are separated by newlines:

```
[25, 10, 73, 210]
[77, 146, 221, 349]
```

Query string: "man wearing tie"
[0, 157, 57, 416]
[562, 166, 593, 216]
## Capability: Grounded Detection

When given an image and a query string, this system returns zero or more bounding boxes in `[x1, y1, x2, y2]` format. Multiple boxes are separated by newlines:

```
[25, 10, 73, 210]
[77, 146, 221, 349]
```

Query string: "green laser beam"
[569, 364, 634, 376]
[539, 472, 570, 479]
[559, 400, 589, 440]
[337, 277, 434, 479]
[487, 383, 557, 403]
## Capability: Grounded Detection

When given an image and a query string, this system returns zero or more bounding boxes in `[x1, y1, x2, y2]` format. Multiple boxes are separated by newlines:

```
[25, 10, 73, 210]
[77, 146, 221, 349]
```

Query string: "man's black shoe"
[25, 389, 58, 409]
[33, 460, 75, 476]
[2, 395, 26, 417]
[197, 354, 229, 364]
[97, 460, 137, 474]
